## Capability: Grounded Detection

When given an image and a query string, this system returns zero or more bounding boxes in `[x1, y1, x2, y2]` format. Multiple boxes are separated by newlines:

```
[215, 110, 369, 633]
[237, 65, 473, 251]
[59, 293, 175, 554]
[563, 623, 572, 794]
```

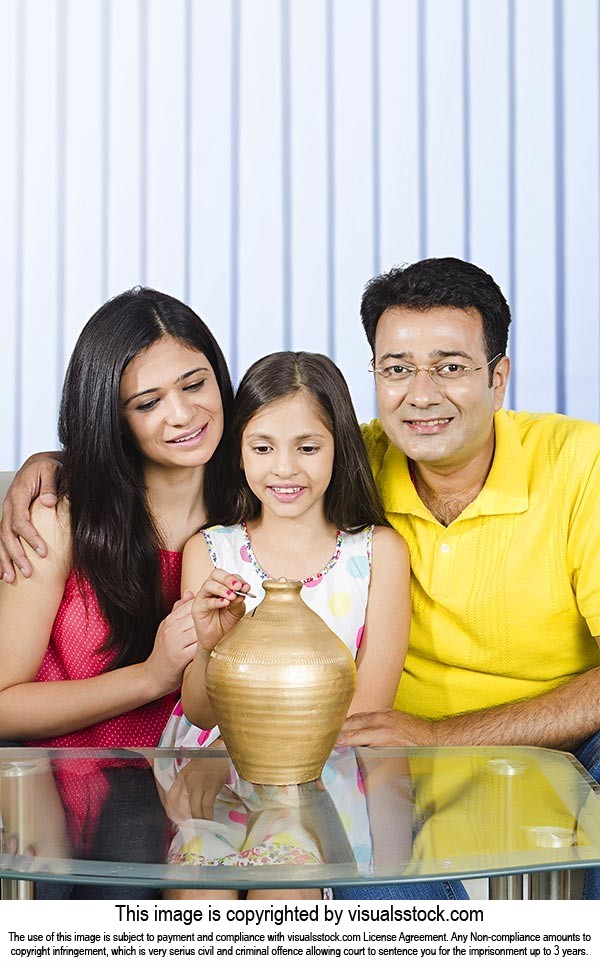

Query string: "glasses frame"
[368, 352, 503, 384]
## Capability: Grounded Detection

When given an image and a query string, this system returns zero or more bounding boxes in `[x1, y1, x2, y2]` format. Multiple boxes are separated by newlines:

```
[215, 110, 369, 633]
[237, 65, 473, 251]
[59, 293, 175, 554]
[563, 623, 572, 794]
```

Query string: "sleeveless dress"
[158, 524, 374, 872]
[28, 551, 182, 856]
[30, 550, 181, 747]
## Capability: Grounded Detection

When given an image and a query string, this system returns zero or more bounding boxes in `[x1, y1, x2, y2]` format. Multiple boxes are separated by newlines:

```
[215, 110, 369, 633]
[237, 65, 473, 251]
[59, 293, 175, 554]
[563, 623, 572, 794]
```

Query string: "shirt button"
[440, 543, 450, 554]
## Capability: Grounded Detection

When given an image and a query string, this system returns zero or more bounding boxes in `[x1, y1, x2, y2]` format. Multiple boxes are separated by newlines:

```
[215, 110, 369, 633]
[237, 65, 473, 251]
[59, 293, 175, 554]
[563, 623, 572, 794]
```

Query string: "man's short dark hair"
[361, 257, 511, 381]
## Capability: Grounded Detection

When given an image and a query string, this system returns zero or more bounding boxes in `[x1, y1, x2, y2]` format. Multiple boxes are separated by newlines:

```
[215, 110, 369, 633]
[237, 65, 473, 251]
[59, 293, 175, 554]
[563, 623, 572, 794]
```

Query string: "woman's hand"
[145, 591, 198, 697]
[0, 452, 64, 582]
[191, 569, 252, 653]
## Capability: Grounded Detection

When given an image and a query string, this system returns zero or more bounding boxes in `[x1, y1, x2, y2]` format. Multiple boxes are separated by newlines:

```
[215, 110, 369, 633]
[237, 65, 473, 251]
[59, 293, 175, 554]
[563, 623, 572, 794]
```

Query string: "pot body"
[206, 579, 357, 784]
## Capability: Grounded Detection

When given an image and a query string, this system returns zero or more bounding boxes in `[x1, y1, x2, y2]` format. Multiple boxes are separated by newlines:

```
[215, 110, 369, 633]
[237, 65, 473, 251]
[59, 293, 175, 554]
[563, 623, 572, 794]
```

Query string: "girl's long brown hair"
[221, 351, 388, 532]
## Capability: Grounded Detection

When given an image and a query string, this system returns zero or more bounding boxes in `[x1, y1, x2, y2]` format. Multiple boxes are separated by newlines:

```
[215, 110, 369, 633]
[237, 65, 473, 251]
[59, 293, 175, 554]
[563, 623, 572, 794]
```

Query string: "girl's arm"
[349, 526, 410, 714]
[0, 501, 197, 740]
[180, 533, 250, 730]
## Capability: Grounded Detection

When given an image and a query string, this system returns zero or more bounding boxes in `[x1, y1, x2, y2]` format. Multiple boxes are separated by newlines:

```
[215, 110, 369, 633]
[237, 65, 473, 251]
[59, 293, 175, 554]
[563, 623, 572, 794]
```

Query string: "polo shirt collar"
[378, 408, 529, 522]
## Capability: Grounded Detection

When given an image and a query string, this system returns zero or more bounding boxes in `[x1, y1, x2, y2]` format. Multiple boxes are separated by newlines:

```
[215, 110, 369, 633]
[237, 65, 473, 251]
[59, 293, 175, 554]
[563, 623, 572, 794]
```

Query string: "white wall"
[1, 0, 599, 469]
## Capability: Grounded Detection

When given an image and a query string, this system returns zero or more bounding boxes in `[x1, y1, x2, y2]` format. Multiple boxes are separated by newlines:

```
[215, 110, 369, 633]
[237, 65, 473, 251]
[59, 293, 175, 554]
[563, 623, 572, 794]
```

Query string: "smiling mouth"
[168, 425, 207, 444]
[268, 486, 306, 500]
[405, 418, 452, 426]
[404, 418, 453, 432]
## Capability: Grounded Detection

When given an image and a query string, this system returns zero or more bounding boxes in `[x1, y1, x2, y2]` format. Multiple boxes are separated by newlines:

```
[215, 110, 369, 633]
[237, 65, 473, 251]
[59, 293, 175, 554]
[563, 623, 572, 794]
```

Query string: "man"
[2, 258, 600, 898]
[338, 258, 600, 756]
[334, 257, 600, 899]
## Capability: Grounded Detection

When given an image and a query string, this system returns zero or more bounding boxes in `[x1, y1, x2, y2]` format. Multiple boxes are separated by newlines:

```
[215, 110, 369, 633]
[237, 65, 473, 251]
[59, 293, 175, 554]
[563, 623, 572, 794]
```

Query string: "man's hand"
[338, 709, 436, 748]
[339, 666, 600, 752]
[0, 453, 63, 582]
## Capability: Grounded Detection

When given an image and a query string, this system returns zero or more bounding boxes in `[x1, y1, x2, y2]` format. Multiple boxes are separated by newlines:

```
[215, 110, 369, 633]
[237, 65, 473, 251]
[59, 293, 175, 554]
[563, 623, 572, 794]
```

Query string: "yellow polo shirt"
[363, 409, 600, 719]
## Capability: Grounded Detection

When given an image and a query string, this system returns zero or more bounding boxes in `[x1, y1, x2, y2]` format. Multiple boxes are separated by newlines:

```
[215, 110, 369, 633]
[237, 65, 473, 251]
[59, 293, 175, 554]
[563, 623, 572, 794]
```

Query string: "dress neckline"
[240, 522, 343, 585]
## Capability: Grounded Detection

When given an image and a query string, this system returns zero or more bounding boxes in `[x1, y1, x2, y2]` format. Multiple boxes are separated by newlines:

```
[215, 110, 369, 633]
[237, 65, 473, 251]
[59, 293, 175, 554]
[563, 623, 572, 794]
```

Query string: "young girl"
[159, 351, 410, 899]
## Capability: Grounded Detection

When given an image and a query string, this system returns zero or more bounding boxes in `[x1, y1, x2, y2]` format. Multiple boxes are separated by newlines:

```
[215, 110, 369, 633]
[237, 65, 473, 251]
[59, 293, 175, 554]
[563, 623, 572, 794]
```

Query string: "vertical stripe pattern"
[2, 0, 599, 470]
[554, 0, 566, 414]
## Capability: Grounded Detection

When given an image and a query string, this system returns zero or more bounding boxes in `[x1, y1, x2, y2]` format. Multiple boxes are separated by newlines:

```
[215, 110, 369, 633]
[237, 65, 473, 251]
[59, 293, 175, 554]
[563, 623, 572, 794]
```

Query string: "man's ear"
[493, 355, 511, 411]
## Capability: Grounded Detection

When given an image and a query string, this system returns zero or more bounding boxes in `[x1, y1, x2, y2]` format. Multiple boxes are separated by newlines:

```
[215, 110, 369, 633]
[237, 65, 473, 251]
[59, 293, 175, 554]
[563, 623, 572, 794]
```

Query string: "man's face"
[373, 305, 510, 473]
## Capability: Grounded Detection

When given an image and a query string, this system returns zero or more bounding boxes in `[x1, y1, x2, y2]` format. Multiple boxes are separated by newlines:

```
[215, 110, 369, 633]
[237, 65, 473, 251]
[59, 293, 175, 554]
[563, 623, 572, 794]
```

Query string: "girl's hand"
[145, 591, 198, 696]
[162, 740, 231, 822]
[192, 569, 252, 653]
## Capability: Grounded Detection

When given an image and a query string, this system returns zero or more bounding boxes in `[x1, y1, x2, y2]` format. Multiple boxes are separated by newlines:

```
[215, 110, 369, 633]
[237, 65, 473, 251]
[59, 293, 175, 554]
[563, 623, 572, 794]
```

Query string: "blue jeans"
[335, 731, 600, 901]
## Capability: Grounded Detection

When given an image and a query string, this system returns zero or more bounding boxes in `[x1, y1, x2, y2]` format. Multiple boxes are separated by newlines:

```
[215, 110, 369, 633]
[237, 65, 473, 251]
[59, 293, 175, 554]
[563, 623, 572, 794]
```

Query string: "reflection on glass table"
[1, 745, 600, 900]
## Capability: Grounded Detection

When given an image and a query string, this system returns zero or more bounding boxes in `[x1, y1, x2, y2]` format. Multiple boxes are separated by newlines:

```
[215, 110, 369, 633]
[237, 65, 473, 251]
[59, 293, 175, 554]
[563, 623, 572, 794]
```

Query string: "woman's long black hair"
[221, 351, 388, 532]
[58, 287, 234, 668]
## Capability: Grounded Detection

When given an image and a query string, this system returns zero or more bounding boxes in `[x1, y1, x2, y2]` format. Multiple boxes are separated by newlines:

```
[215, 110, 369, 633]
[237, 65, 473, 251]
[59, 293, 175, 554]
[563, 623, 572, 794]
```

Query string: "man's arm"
[0, 452, 63, 582]
[339, 654, 600, 752]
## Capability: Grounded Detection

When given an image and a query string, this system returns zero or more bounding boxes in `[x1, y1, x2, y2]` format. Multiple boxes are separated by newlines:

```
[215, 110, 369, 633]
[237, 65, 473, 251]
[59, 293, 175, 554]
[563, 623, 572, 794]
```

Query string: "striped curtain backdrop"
[1, 0, 599, 469]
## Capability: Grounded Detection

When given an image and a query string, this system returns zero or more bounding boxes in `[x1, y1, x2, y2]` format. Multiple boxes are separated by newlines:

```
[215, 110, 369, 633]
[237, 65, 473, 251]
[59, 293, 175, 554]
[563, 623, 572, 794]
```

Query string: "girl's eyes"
[134, 380, 206, 412]
[251, 445, 320, 455]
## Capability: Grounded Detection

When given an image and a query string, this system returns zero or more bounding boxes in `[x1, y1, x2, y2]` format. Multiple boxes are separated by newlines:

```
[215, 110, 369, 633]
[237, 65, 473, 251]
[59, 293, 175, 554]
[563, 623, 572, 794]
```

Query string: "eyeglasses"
[368, 353, 503, 384]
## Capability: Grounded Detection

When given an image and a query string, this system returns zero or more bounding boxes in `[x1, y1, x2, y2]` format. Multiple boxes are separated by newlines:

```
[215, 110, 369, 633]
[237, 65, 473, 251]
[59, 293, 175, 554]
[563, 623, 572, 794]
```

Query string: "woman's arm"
[349, 526, 411, 714]
[0, 451, 64, 581]
[180, 533, 250, 730]
[0, 501, 197, 740]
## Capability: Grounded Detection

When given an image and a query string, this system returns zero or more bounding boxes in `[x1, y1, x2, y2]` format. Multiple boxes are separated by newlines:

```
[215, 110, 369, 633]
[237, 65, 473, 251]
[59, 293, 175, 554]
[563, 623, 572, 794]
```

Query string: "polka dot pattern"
[328, 591, 352, 618]
[346, 555, 370, 579]
[161, 524, 375, 755]
[239, 544, 252, 564]
[356, 766, 366, 795]
[238, 522, 344, 586]
[229, 810, 249, 826]
[28, 551, 182, 750]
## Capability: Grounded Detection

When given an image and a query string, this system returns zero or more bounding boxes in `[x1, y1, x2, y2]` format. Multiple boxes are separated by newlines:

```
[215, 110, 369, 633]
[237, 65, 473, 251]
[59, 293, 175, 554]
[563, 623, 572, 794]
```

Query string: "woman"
[0, 286, 234, 896]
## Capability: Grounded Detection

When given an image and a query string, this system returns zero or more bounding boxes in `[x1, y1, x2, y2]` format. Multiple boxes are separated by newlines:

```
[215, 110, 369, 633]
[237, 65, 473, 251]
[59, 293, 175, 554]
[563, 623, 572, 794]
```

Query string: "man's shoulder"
[508, 409, 600, 453]
[507, 410, 600, 482]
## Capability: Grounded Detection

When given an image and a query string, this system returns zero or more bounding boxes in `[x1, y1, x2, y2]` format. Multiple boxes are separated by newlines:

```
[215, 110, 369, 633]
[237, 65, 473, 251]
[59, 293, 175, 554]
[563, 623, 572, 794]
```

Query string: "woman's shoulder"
[30, 497, 71, 568]
[3, 498, 72, 588]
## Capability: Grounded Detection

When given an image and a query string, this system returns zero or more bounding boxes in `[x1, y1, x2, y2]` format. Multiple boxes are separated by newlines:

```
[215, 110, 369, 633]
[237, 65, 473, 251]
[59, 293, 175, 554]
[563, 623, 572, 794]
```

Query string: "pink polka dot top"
[28, 551, 182, 749]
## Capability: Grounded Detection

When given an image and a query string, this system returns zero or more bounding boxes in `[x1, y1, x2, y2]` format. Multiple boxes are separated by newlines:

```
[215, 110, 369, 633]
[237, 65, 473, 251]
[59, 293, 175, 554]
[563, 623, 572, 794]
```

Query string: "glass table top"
[1, 745, 600, 890]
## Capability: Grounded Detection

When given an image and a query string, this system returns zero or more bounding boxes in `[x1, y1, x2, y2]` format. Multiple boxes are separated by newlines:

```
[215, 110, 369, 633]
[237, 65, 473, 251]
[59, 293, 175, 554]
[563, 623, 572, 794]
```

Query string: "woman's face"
[120, 336, 224, 469]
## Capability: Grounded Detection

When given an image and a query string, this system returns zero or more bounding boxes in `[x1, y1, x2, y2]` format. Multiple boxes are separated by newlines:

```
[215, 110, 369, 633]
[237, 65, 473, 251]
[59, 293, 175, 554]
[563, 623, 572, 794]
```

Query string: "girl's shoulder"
[184, 524, 242, 549]
[335, 526, 374, 570]
[371, 525, 409, 566]
[340, 525, 406, 571]
[202, 523, 245, 538]
[201, 523, 246, 551]
[197, 524, 248, 571]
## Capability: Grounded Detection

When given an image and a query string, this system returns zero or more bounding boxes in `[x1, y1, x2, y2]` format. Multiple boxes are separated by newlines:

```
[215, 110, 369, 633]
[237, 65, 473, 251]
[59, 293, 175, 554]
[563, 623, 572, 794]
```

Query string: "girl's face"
[120, 336, 224, 469]
[241, 390, 335, 522]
